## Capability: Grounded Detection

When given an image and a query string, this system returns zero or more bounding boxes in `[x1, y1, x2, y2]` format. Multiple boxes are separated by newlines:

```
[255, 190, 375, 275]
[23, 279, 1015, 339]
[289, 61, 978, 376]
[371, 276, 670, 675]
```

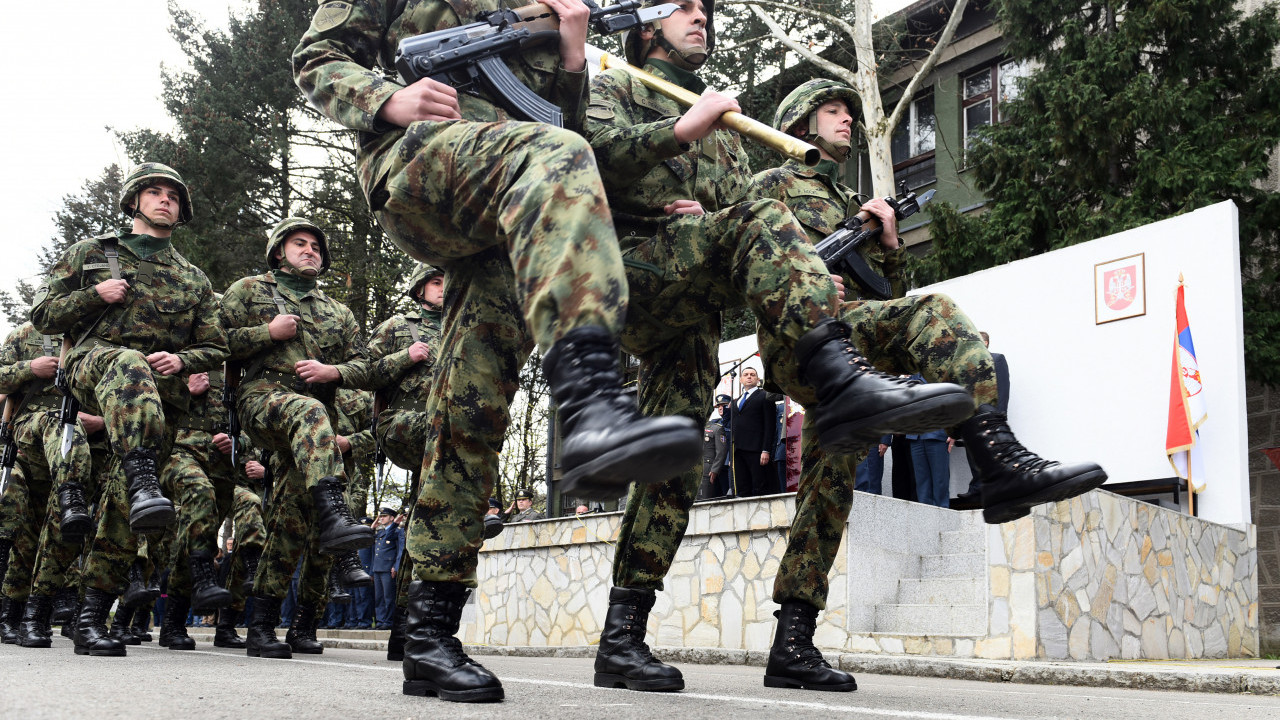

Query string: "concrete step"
[873, 603, 986, 636]
[919, 552, 985, 578]
[896, 577, 985, 605]
[939, 528, 986, 555]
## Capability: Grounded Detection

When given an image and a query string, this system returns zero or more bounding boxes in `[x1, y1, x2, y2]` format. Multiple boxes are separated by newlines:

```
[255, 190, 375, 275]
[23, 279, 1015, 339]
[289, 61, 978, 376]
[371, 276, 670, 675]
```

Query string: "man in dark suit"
[954, 332, 1011, 507]
[728, 368, 778, 497]
[371, 508, 404, 630]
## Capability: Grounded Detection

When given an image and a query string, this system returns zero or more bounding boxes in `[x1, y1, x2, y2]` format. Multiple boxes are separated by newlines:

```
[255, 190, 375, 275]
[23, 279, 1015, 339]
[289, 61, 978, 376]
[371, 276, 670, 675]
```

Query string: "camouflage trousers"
[239, 382, 345, 491]
[165, 431, 235, 597]
[68, 343, 176, 455]
[29, 436, 110, 599]
[0, 465, 45, 600]
[609, 199, 840, 590]
[252, 461, 332, 603]
[226, 483, 265, 609]
[2, 410, 89, 599]
[376, 407, 428, 478]
[407, 253, 534, 587]
[373, 118, 627, 346]
[767, 293, 997, 609]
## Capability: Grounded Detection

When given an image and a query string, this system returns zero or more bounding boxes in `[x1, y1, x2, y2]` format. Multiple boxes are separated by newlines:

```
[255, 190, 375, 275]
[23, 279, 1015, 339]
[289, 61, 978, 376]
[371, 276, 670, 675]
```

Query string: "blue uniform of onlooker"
[372, 512, 405, 629]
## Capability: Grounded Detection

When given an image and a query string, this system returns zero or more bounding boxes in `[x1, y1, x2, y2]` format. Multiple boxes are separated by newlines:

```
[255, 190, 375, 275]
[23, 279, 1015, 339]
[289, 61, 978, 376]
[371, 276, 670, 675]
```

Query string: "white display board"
[914, 201, 1249, 526]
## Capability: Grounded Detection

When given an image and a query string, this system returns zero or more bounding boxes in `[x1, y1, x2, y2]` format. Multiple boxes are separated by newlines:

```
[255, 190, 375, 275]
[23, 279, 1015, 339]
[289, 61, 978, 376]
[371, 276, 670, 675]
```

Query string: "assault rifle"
[814, 187, 935, 301]
[223, 362, 242, 469]
[55, 338, 79, 458]
[0, 396, 14, 495]
[395, 0, 678, 125]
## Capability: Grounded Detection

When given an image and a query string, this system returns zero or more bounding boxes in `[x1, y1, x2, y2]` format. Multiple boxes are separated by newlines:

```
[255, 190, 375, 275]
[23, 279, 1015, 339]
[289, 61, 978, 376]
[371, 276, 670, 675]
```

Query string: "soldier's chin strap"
[807, 114, 852, 162]
[132, 209, 178, 231]
[653, 29, 707, 69]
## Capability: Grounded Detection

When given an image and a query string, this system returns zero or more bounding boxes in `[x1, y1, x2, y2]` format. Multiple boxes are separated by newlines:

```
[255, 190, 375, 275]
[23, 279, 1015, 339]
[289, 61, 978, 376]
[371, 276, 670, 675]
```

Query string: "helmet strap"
[654, 30, 707, 69]
[806, 114, 852, 162]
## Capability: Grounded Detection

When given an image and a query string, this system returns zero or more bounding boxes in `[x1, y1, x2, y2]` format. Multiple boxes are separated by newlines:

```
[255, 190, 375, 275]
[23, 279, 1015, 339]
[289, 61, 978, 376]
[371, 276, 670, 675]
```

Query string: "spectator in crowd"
[343, 517, 375, 630]
[698, 395, 730, 500]
[905, 377, 953, 507]
[372, 508, 404, 630]
[726, 368, 777, 497]
[854, 436, 892, 495]
[506, 488, 544, 523]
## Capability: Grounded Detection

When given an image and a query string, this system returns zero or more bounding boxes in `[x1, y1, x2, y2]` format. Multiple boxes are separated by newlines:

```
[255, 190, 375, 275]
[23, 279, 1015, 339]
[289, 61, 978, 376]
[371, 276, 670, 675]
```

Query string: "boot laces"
[978, 413, 1056, 473]
[61, 482, 87, 509]
[846, 348, 923, 388]
[784, 610, 829, 668]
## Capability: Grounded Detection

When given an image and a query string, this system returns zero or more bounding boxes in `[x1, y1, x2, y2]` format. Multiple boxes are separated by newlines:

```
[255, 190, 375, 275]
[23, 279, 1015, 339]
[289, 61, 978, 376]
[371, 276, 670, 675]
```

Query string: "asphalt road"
[3, 641, 1278, 719]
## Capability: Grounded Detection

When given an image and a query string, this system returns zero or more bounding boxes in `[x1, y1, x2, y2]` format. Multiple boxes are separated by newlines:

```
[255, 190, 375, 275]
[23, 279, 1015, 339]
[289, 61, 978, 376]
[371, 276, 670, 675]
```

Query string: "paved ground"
[3, 640, 1279, 719]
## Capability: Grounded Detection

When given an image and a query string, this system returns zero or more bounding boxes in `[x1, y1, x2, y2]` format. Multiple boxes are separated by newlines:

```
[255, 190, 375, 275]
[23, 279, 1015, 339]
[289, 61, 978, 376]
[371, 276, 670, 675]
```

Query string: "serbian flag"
[1166, 277, 1207, 492]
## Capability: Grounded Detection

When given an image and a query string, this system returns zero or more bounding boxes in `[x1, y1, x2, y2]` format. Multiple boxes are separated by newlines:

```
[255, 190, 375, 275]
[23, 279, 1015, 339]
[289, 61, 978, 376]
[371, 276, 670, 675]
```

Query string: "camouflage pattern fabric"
[295, 0, 634, 588]
[30, 232, 228, 445]
[0, 464, 42, 599]
[332, 388, 375, 517]
[367, 308, 441, 472]
[252, 452, 333, 602]
[225, 454, 267, 610]
[754, 159, 908, 300]
[30, 440, 111, 597]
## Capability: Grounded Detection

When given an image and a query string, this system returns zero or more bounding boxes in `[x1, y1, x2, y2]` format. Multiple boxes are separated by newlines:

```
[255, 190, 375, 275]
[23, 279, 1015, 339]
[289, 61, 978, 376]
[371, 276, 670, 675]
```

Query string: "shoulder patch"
[31, 282, 49, 308]
[586, 105, 614, 121]
[312, 1, 353, 33]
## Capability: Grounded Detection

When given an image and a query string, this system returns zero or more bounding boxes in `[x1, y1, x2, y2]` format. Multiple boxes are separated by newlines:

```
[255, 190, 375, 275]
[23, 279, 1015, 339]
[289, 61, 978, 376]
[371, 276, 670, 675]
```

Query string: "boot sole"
[246, 646, 293, 659]
[191, 590, 234, 612]
[213, 637, 246, 648]
[289, 645, 324, 654]
[593, 672, 685, 692]
[168, 642, 197, 650]
[129, 503, 176, 532]
[73, 645, 127, 657]
[763, 675, 857, 692]
[560, 428, 702, 501]
[817, 391, 973, 455]
[318, 529, 375, 554]
[19, 639, 53, 648]
[982, 468, 1109, 524]
[403, 679, 504, 702]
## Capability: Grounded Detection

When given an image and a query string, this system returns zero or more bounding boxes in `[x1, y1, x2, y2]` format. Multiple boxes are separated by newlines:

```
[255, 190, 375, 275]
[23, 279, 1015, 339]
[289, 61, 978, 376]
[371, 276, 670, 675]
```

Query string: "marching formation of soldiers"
[0, 0, 1108, 706]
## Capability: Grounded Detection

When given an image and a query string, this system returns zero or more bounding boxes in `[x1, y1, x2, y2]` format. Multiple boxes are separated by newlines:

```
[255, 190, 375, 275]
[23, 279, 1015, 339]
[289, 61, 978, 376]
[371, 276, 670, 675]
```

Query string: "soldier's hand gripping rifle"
[55, 338, 80, 458]
[814, 187, 936, 301]
[0, 395, 15, 496]
[395, 0, 678, 125]
[223, 361, 242, 469]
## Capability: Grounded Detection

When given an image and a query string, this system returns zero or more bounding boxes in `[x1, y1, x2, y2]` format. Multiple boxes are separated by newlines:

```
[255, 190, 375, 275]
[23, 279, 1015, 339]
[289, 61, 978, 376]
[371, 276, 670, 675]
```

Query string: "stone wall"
[460, 491, 1257, 660]
[1247, 380, 1280, 654]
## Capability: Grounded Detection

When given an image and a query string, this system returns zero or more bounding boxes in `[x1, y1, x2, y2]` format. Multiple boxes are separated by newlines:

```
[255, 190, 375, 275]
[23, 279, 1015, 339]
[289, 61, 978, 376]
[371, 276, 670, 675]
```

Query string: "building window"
[891, 94, 936, 189]
[963, 59, 1031, 149]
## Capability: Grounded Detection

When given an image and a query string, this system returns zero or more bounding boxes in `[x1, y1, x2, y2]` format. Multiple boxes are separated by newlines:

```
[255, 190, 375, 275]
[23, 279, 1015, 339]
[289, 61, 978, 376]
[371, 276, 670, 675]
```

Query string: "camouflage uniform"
[165, 369, 237, 601]
[293, 0, 632, 588]
[222, 269, 396, 600]
[30, 436, 110, 599]
[226, 442, 267, 611]
[586, 59, 842, 593]
[31, 231, 228, 595]
[753, 87, 998, 609]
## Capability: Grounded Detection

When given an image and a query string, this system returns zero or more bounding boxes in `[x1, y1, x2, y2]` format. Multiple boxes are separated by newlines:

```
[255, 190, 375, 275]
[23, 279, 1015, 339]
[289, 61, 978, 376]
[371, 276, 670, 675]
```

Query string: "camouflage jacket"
[292, 0, 590, 205]
[219, 271, 410, 394]
[30, 231, 229, 410]
[754, 159, 906, 300]
[173, 368, 236, 480]
[586, 60, 754, 243]
[0, 323, 63, 415]
[366, 307, 441, 412]
[333, 387, 376, 461]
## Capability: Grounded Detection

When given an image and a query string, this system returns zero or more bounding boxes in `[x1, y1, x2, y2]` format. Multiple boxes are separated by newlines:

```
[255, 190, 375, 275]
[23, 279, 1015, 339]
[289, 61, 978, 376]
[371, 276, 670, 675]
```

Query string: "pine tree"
[923, 0, 1280, 384]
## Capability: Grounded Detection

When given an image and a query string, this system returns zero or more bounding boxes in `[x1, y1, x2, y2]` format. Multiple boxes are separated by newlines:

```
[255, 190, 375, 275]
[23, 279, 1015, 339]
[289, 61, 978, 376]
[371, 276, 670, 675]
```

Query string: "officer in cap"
[506, 488, 544, 523]
[698, 394, 730, 499]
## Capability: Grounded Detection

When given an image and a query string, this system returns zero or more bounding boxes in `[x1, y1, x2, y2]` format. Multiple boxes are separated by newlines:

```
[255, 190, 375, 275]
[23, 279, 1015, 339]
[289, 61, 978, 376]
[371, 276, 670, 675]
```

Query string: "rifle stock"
[54, 337, 79, 458]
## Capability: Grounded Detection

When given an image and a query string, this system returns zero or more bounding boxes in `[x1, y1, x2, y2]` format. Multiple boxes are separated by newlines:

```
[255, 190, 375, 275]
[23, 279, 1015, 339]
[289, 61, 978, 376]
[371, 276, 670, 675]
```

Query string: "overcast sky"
[0, 0, 912, 337]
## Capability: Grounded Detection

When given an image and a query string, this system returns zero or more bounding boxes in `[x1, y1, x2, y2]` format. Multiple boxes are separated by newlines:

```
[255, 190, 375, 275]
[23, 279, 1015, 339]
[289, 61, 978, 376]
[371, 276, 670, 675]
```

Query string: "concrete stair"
[870, 514, 988, 637]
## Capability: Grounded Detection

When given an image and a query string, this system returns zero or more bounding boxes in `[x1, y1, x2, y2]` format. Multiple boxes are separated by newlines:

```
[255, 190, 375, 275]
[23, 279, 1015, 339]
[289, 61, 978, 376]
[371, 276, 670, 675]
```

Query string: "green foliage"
[923, 0, 1280, 385]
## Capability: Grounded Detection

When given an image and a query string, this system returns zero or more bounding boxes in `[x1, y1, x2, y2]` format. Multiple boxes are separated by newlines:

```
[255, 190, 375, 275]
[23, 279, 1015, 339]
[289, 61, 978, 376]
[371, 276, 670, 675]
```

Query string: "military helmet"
[403, 263, 444, 302]
[119, 163, 194, 226]
[773, 79, 859, 162]
[623, 0, 716, 68]
[265, 217, 330, 272]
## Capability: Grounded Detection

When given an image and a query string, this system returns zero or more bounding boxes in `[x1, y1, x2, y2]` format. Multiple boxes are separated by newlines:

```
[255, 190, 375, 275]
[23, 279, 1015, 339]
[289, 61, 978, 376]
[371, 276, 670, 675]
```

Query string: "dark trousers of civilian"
[343, 585, 372, 628]
[854, 447, 884, 495]
[910, 439, 951, 508]
[373, 571, 395, 629]
[732, 448, 776, 497]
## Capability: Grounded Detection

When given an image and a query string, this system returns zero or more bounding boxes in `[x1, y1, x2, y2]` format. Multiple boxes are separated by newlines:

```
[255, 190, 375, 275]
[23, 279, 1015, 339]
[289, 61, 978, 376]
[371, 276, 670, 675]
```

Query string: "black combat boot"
[482, 513, 504, 539]
[189, 551, 232, 610]
[286, 603, 324, 654]
[328, 566, 352, 604]
[73, 589, 126, 656]
[110, 604, 141, 646]
[130, 601, 154, 642]
[593, 587, 684, 691]
[334, 550, 373, 587]
[795, 320, 974, 455]
[311, 477, 374, 554]
[56, 481, 92, 541]
[122, 448, 175, 531]
[17, 594, 53, 648]
[51, 586, 77, 626]
[121, 560, 153, 607]
[1, 598, 24, 644]
[960, 404, 1108, 524]
[160, 594, 196, 650]
[543, 327, 702, 501]
[402, 581, 503, 702]
[240, 545, 262, 594]
[387, 604, 406, 662]
[0, 538, 11, 585]
[764, 601, 856, 691]
[61, 595, 82, 638]
[214, 608, 245, 648]
[245, 596, 292, 659]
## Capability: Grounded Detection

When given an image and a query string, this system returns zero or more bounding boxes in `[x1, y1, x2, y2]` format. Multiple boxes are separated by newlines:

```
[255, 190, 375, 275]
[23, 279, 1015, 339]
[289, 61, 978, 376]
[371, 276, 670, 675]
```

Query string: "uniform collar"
[119, 233, 173, 260]
[643, 59, 707, 94]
